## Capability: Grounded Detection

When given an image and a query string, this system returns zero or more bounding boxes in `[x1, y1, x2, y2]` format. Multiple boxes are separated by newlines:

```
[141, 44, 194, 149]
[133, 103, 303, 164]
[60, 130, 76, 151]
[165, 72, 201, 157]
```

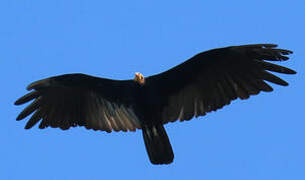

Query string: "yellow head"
[134, 72, 145, 85]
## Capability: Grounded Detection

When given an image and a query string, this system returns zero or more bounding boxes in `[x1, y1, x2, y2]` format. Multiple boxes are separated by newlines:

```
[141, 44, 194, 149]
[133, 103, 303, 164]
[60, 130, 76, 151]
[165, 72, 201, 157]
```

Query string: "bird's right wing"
[15, 73, 141, 132]
[146, 44, 296, 124]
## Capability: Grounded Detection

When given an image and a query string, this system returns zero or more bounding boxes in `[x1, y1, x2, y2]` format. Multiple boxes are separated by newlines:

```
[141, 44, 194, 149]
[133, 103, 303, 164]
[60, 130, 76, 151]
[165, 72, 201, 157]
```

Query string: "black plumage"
[15, 44, 296, 164]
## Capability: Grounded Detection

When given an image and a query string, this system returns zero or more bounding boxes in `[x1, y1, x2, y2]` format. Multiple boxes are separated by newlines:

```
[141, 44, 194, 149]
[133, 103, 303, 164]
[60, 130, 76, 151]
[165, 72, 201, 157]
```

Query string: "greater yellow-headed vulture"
[15, 44, 296, 165]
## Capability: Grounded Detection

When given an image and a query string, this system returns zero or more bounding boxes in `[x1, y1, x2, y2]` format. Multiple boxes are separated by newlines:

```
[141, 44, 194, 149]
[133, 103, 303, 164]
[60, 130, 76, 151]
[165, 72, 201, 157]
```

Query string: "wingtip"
[14, 100, 20, 106]
[282, 82, 289, 86]
[288, 69, 297, 74]
[24, 124, 33, 129]
[14, 98, 24, 106]
[26, 81, 38, 91]
[16, 114, 24, 121]
[26, 78, 50, 90]
[282, 49, 293, 55]
[14, 91, 40, 106]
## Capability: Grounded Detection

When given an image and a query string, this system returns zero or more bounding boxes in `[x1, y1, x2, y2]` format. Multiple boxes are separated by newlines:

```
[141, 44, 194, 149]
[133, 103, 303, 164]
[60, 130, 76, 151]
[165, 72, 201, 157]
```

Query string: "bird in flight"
[15, 44, 296, 165]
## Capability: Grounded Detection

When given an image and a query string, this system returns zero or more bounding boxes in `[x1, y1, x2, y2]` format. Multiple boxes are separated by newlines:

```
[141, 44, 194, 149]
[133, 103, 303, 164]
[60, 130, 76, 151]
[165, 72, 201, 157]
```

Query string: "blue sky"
[1, 0, 304, 179]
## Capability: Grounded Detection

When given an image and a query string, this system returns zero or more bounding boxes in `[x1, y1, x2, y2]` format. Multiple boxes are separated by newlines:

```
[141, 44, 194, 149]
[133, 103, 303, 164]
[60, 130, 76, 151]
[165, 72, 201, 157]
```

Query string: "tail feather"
[142, 124, 174, 164]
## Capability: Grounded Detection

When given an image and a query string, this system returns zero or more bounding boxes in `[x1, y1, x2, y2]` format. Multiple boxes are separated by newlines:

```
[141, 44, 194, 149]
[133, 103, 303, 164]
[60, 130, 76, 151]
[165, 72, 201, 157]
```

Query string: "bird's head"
[134, 72, 145, 85]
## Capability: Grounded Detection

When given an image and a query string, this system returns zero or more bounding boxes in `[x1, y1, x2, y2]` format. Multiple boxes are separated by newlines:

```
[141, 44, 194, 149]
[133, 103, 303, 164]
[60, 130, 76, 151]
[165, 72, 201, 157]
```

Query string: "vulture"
[15, 44, 296, 165]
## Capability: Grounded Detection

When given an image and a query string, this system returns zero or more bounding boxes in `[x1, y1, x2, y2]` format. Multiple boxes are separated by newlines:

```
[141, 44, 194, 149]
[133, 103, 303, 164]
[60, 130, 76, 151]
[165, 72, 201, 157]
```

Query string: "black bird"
[15, 44, 296, 164]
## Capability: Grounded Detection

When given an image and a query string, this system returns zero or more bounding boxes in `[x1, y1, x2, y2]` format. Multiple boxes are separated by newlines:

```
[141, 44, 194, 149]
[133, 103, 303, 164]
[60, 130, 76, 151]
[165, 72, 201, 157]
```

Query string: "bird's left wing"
[15, 73, 141, 132]
[146, 44, 296, 124]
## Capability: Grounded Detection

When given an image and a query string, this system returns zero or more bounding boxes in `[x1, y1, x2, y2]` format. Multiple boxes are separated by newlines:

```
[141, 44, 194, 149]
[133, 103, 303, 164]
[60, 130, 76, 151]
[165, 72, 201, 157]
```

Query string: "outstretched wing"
[15, 73, 141, 132]
[146, 44, 296, 124]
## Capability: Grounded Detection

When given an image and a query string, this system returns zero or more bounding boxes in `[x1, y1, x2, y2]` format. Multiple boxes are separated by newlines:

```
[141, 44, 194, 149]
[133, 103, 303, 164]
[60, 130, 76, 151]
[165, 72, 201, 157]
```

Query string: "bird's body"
[15, 44, 296, 164]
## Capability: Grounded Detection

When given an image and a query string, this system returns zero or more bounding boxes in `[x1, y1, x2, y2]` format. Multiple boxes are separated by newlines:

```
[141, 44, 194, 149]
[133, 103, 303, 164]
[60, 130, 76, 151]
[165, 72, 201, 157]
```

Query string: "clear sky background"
[1, 1, 304, 179]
